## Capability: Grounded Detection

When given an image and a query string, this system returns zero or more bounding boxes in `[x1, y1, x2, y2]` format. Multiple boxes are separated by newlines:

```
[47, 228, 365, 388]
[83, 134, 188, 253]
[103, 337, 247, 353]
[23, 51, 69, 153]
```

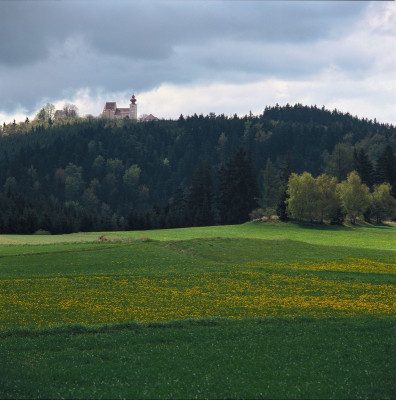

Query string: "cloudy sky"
[1, 0, 395, 124]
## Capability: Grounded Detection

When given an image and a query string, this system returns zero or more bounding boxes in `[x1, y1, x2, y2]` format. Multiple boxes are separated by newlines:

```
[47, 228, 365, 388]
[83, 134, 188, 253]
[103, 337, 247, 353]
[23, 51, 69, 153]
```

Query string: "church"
[102, 93, 138, 120]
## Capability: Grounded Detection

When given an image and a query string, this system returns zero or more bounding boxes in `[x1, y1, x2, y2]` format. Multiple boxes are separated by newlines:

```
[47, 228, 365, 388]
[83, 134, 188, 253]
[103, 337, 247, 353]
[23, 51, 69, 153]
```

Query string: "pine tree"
[276, 154, 293, 221]
[186, 159, 215, 227]
[262, 158, 281, 217]
[217, 148, 259, 224]
[375, 145, 396, 196]
[354, 148, 374, 188]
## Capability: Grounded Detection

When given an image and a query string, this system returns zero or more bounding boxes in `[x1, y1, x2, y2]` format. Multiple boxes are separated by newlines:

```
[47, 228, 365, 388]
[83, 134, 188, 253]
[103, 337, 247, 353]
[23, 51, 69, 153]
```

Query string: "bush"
[33, 229, 51, 235]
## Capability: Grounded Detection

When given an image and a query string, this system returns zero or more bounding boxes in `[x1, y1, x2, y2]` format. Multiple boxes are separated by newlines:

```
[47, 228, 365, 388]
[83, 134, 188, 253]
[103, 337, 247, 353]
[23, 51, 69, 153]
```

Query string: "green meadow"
[0, 222, 395, 399]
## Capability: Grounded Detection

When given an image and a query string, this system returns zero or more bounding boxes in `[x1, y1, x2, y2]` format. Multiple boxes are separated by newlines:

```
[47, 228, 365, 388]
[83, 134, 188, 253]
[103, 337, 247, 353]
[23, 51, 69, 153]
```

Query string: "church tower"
[129, 93, 137, 120]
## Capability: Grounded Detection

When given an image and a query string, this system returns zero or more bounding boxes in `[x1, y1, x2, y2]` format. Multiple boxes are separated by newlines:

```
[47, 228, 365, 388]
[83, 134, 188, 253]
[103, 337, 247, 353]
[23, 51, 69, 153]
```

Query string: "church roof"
[143, 114, 159, 121]
[115, 108, 129, 115]
[104, 102, 117, 110]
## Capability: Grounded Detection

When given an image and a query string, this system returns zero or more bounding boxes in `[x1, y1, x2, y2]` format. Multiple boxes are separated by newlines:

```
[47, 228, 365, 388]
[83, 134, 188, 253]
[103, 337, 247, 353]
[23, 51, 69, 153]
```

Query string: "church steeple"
[129, 93, 137, 120]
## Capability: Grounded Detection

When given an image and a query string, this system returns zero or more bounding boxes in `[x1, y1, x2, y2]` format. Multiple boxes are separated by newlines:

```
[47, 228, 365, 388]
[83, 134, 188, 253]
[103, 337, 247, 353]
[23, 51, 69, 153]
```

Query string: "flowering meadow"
[0, 223, 395, 399]
[1, 233, 395, 328]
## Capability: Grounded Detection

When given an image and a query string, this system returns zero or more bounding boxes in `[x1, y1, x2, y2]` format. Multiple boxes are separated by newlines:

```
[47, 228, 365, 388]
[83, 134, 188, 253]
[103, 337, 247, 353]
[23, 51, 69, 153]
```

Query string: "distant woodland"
[0, 104, 395, 233]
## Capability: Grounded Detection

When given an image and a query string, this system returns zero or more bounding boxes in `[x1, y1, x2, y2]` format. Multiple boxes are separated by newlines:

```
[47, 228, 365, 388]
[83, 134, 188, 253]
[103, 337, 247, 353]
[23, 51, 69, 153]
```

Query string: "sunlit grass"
[0, 221, 395, 250]
[1, 238, 394, 328]
[0, 223, 395, 399]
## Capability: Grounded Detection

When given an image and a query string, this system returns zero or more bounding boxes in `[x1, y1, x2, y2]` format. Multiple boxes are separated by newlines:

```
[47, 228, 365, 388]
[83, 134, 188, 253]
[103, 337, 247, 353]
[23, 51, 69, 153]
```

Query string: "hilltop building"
[140, 113, 159, 122]
[102, 94, 138, 120]
[101, 94, 159, 121]
[54, 110, 67, 120]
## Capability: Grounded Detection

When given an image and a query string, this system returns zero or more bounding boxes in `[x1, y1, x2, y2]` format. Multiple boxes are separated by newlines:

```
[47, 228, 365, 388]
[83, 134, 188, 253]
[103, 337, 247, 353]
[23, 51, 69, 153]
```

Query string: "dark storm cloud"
[0, 0, 370, 114]
[0, 1, 366, 65]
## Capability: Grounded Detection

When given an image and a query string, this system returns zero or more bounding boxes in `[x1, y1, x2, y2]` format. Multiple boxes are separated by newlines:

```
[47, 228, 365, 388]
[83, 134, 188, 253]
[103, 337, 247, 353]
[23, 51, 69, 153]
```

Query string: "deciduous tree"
[337, 171, 370, 224]
[286, 172, 318, 221]
[370, 183, 396, 223]
[315, 174, 340, 223]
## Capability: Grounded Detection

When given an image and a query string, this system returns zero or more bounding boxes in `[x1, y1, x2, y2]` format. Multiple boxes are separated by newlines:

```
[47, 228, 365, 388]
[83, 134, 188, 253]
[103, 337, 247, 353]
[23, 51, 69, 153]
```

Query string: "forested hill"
[0, 104, 395, 233]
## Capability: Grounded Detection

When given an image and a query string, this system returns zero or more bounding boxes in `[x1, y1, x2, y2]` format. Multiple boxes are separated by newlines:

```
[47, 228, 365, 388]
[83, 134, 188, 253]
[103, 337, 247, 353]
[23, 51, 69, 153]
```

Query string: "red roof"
[143, 114, 159, 121]
[104, 102, 117, 110]
[115, 108, 129, 115]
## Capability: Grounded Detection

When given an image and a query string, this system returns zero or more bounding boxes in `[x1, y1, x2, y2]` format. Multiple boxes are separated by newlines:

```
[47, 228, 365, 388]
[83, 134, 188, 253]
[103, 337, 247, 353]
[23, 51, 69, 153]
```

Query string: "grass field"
[0, 222, 395, 399]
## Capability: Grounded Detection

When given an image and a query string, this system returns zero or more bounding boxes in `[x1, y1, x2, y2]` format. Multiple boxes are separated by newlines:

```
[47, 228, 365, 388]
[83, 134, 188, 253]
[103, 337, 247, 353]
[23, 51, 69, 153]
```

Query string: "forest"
[0, 103, 395, 234]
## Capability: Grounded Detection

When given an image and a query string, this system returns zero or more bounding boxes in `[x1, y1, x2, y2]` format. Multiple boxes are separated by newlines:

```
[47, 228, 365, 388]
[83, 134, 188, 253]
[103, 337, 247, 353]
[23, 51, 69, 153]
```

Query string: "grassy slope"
[0, 237, 395, 279]
[0, 222, 395, 399]
[0, 221, 395, 250]
[120, 222, 396, 250]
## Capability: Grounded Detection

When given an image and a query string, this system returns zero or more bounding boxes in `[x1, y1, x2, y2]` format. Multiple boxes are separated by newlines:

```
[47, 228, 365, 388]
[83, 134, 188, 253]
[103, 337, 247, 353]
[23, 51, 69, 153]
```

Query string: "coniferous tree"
[167, 187, 187, 228]
[262, 158, 281, 218]
[324, 143, 354, 181]
[277, 154, 292, 221]
[375, 145, 396, 196]
[187, 159, 215, 227]
[354, 148, 374, 188]
[217, 148, 259, 224]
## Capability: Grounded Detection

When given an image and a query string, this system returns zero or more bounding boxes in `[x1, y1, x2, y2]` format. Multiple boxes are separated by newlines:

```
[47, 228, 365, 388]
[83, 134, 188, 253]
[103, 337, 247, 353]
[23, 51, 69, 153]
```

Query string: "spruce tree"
[217, 148, 259, 225]
[354, 148, 374, 188]
[276, 153, 292, 221]
[262, 158, 281, 217]
[375, 145, 396, 196]
[187, 159, 214, 227]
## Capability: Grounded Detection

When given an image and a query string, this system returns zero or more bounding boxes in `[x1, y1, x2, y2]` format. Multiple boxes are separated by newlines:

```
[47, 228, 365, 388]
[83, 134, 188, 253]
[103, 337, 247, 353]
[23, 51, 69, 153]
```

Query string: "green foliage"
[354, 148, 374, 188]
[316, 174, 340, 222]
[35, 103, 55, 122]
[33, 229, 51, 235]
[262, 158, 281, 217]
[186, 159, 215, 227]
[375, 144, 396, 196]
[64, 163, 85, 200]
[371, 183, 396, 223]
[324, 143, 354, 181]
[217, 148, 259, 224]
[337, 171, 371, 224]
[286, 172, 340, 223]
[0, 106, 395, 234]
[287, 172, 318, 221]
[123, 164, 141, 190]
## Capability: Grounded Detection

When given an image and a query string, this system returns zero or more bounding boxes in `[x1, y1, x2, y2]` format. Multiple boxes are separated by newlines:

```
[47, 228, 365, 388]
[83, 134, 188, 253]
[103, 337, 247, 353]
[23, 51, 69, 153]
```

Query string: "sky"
[1, 0, 396, 125]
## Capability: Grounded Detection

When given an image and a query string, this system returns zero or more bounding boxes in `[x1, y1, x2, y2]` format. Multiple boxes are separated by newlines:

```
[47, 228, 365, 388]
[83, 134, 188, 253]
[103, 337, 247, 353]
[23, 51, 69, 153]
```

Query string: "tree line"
[283, 171, 395, 225]
[0, 104, 394, 233]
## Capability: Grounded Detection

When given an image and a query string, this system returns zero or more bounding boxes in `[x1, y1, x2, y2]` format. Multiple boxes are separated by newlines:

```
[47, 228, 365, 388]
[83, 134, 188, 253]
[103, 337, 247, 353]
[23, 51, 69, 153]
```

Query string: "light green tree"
[286, 172, 318, 221]
[35, 103, 55, 122]
[337, 171, 370, 224]
[315, 174, 340, 222]
[65, 163, 85, 200]
[370, 183, 396, 223]
[106, 158, 124, 179]
[123, 164, 141, 192]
